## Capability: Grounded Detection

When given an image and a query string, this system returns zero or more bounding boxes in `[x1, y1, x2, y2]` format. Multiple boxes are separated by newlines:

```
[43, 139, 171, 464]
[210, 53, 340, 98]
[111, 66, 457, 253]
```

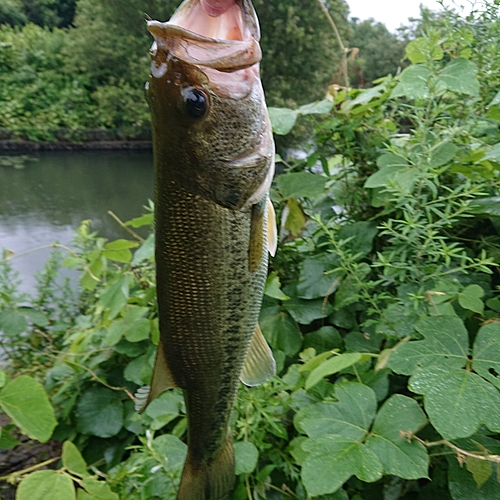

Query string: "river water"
[0, 150, 154, 294]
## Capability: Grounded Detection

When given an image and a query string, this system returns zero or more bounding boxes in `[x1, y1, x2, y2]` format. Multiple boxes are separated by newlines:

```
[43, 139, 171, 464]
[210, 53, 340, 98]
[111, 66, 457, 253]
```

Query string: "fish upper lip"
[147, 0, 261, 71]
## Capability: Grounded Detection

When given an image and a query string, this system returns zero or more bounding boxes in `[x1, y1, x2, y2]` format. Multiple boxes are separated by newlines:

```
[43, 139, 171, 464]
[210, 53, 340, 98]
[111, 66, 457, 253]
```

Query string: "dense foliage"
[2, 1, 500, 500]
[0, 0, 352, 141]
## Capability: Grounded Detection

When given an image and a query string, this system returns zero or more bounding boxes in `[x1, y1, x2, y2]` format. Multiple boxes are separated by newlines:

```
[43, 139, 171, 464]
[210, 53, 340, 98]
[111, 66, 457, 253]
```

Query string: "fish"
[134, 0, 277, 499]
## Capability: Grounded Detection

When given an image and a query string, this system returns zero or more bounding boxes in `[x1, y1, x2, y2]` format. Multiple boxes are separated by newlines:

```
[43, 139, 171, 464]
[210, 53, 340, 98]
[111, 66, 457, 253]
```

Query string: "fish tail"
[177, 431, 234, 500]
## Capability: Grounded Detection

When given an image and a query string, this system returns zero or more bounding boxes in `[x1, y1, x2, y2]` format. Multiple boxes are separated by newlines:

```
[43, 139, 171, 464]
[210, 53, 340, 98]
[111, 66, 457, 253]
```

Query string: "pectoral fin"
[134, 340, 178, 413]
[248, 201, 265, 272]
[240, 324, 276, 386]
[267, 197, 277, 257]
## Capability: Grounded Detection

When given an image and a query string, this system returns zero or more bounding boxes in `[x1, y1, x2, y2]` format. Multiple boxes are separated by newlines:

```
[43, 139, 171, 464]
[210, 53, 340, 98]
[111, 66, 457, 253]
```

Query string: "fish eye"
[184, 88, 208, 118]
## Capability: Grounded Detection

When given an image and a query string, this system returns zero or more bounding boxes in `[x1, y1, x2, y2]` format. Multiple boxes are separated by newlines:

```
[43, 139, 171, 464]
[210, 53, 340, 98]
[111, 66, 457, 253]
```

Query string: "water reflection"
[0, 150, 154, 293]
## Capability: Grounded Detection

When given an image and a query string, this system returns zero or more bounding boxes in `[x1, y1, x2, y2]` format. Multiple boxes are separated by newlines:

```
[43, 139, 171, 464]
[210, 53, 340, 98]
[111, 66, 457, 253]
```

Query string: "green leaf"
[284, 198, 307, 236]
[298, 99, 333, 115]
[301, 436, 383, 496]
[268, 107, 298, 135]
[75, 387, 124, 438]
[80, 477, 119, 500]
[99, 275, 130, 320]
[430, 143, 459, 168]
[17, 470, 75, 500]
[466, 456, 492, 488]
[18, 307, 49, 327]
[102, 240, 138, 263]
[305, 353, 363, 390]
[124, 318, 150, 342]
[0, 370, 7, 389]
[471, 196, 500, 217]
[303, 326, 342, 353]
[0, 310, 28, 336]
[131, 233, 155, 265]
[409, 366, 500, 439]
[365, 395, 429, 479]
[458, 284, 484, 314]
[473, 322, 500, 389]
[264, 273, 290, 301]
[125, 213, 154, 228]
[388, 316, 468, 375]
[260, 308, 303, 356]
[296, 257, 339, 300]
[283, 297, 333, 325]
[153, 434, 188, 471]
[234, 441, 259, 474]
[405, 37, 443, 64]
[437, 58, 479, 96]
[276, 172, 327, 199]
[0, 375, 56, 443]
[391, 65, 431, 100]
[144, 391, 183, 430]
[295, 383, 376, 439]
[62, 441, 89, 477]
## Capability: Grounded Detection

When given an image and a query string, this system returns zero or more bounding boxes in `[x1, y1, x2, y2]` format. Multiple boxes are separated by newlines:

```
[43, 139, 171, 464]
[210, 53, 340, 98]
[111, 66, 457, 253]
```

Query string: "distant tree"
[348, 18, 407, 87]
[0, 0, 27, 26]
[254, 0, 351, 105]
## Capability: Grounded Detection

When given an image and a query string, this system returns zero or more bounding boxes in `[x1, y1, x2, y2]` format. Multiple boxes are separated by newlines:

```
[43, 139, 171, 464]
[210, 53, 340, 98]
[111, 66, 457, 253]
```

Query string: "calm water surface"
[0, 150, 154, 293]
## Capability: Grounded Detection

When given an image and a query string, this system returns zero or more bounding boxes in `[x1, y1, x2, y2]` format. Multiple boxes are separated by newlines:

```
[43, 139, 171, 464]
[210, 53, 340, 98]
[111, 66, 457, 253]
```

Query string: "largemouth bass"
[135, 1, 277, 498]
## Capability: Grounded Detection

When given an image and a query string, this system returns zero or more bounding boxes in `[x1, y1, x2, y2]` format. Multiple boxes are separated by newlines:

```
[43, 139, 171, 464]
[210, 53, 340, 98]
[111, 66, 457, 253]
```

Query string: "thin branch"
[314, 0, 350, 88]
[107, 210, 145, 243]
[0, 457, 60, 483]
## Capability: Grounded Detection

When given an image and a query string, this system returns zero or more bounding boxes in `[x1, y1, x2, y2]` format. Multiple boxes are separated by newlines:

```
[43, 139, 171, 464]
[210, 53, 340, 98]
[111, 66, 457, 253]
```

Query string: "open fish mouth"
[147, 0, 261, 72]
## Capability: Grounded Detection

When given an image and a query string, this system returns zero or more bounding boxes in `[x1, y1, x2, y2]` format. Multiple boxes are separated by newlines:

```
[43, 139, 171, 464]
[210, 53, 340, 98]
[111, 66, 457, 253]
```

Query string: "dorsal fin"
[134, 340, 178, 413]
[240, 324, 276, 386]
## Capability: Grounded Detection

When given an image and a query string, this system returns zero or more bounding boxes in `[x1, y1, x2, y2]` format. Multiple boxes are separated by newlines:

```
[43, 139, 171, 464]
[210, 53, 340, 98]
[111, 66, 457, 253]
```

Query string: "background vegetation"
[0, 0, 405, 141]
[2, 0, 500, 499]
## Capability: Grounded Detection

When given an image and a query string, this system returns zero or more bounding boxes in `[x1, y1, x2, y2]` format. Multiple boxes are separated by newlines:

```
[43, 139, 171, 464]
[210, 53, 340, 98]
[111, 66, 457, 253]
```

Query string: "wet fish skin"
[138, 1, 276, 499]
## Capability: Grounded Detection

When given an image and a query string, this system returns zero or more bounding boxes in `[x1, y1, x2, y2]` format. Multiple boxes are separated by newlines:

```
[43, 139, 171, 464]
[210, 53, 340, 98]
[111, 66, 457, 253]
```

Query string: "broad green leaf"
[124, 318, 150, 342]
[296, 257, 339, 300]
[123, 353, 152, 386]
[283, 297, 333, 325]
[388, 316, 468, 375]
[80, 477, 119, 500]
[341, 85, 384, 112]
[104, 239, 139, 251]
[448, 455, 500, 500]
[298, 99, 333, 115]
[409, 366, 500, 439]
[18, 307, 49, 327]
[365, 395, 429, 479]
[0, 375, 56, 443]
[301, 436, 383, 496]
[364, 165, 409, 189]
[276, 172, 327, 199]
[260, 308, 303, 356]
[338, 222, 378, 258]
[405, 37, 443, 63]
[17, 470, 75, 500]
[234, 441, 259, 474]
[472, 322, 500, 389]
[132, 233, 155, 265]
[295, 383, 377, 439]
[484, 143, 500, 162]
[0, 310, 28, 336]
[334, 264, 370, 309]
[0, 370, 6, 389]
[125, 213, 154, 228]
[377, 153, 410, 168]
[264, 273, 290, 301]
[303, 326, 342, 354]
[466, 456, 492, 488]
[284, 198, 307, 236]
[153, 434, 188, 471]
[144, 391, 183, 431]
[490, 90, 500, 107]
[471, 196, 500, 217]
[429, 143, 459, 168]
[391, 65, 431, 100]
[99, 275, 130, 320]
[458, 284, 484, 314]
[75, 387, 124, 438]
[104, 320, 124, 347]
[268, 107, 298, 135]
[62, 441, 89, 477]
[437, 58, 479, 96]
[306, 353, 363, 390]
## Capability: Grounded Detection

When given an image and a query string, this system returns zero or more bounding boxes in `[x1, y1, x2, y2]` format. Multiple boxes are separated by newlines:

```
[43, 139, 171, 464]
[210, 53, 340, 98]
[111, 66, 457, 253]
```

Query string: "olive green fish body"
[138, 2, 276, 499]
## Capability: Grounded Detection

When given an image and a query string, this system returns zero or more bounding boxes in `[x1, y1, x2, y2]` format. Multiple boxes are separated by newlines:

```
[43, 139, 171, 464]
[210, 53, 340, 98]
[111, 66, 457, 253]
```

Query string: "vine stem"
[0, 457, 60, 483]
[314, 0, 350, 88]
[107, 210, 145, 243]
[406, 432, 500, 464]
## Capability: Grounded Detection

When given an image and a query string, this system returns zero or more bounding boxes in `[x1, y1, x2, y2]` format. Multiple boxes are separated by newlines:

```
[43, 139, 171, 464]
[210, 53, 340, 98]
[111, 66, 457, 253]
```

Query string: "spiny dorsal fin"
[267, 197, 277, 257]
[134, 339, 178, 413]
[240, 324, 276, 386]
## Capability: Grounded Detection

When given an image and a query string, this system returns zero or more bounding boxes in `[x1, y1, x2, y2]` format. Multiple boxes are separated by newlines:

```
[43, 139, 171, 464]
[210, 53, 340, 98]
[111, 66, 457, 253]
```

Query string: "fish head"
[147, 0, 274, 210]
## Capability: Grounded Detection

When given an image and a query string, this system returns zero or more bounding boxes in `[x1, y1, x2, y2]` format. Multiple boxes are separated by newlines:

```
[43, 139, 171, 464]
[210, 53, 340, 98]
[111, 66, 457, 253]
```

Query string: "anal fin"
[240, 324, 276, 386]
[134, 339, 178, 413]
